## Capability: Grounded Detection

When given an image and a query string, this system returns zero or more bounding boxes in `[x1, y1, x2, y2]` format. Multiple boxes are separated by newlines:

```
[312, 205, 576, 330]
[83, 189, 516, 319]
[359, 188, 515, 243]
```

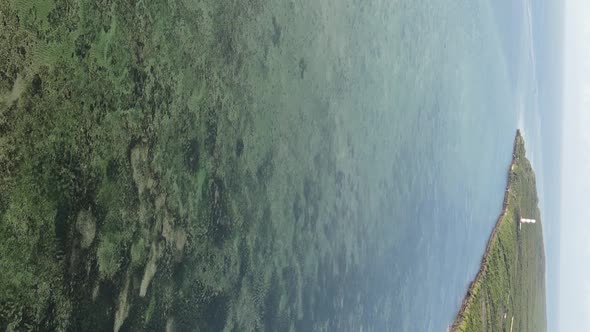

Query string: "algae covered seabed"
[451, 132, 547, 332]
[2, 0, 522, 331]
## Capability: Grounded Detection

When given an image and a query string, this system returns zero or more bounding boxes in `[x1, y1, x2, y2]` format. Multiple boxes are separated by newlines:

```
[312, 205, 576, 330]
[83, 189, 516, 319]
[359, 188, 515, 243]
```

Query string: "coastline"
[449, 130, 522, 332]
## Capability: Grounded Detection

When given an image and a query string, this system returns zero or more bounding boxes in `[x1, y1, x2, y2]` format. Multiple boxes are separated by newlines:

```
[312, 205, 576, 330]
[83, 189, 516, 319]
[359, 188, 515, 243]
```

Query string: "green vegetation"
[451, 131, 547, 332]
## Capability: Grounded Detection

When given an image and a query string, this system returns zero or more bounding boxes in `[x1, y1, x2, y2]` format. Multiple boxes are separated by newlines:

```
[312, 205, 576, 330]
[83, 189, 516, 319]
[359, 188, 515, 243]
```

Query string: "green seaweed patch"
[183, 137, 200, 173]
[256, 149, 275, 183]
[204, 98, 221, 157]
[200, 174, 232, 247]
[235, 137, 245, 157]
[68, 279, 117, 331]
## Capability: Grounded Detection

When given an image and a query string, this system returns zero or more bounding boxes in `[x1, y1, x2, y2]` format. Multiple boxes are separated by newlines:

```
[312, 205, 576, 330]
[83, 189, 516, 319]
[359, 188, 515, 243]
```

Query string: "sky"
[525, 1, 564, 331]
[560, 0, 590, 330]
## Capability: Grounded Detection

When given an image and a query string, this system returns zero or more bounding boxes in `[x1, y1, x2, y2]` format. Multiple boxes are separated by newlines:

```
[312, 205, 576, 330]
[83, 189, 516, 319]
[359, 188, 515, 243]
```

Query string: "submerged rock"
[140, 243, 161, 297]
[76, 209, 96, 249]
[114, 274, 131, 332]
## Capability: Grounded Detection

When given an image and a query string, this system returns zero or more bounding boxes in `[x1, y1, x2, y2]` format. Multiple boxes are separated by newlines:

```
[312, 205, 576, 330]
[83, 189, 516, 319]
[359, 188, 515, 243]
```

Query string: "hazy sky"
[560, 0, 590, 330]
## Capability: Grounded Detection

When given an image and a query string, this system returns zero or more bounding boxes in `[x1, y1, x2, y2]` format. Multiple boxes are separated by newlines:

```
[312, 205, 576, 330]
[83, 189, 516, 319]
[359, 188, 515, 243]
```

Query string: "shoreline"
[449, 130, 522, 331]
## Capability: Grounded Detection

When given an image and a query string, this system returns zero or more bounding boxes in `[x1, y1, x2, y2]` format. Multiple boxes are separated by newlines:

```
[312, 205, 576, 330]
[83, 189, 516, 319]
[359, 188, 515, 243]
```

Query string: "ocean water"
[0, 0, 546, 329]
[221, 0, 523, 330]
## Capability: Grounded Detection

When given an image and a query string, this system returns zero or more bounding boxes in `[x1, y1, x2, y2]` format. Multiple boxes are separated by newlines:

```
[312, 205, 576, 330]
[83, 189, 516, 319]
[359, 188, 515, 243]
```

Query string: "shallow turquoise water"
[227, 0, 523, 330]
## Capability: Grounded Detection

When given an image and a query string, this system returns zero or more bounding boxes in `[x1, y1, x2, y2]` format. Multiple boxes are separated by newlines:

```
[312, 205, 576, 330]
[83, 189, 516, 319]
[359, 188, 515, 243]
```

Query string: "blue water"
[237, 0, 527, 330]
[177, 0, 549, 329]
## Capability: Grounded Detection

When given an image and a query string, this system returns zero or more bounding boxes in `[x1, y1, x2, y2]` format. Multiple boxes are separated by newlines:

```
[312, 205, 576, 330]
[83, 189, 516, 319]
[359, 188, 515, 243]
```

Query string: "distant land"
[451, 130, 547, 332]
